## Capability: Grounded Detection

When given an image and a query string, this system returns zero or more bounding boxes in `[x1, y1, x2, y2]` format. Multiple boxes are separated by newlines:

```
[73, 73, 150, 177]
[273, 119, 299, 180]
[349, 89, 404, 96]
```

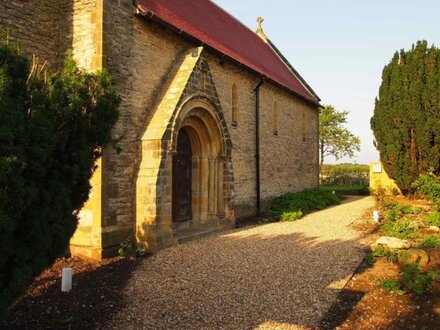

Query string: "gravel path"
[104, 196, 375, 330]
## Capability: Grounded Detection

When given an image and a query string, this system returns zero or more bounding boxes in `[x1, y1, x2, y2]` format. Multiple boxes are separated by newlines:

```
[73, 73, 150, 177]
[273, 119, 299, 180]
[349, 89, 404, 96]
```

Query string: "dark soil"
[1, 256, 143, 330]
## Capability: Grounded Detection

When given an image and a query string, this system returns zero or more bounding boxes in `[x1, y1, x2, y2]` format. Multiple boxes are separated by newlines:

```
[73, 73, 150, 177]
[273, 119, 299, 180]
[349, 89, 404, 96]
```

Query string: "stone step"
[175, 227, 220, 245]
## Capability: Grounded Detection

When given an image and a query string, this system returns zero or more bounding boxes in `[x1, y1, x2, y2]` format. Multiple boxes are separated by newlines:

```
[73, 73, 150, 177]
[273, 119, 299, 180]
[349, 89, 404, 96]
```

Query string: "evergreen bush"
[0, 41, 120, 317]
[371, 41, 440, 194]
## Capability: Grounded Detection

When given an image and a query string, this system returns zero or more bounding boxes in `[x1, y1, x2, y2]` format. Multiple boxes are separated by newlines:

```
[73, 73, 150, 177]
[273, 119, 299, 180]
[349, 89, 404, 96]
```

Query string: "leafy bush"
[376, 279, 405, 295]
[422, 211, 440, 227]
[118, 239, 139, 258]
[378, 197, 399, 210]
[366, 246, 397, 265]
[0, 41, 120, 317]
[385, 209, 402, 222]
[280, 211, 303, 222]
[402, 264, 439, 296]
[419, 236, 440, 248]
[413, 172, 440, 206]
[381, 218, 420, 239]
[268, 189, 342, 221]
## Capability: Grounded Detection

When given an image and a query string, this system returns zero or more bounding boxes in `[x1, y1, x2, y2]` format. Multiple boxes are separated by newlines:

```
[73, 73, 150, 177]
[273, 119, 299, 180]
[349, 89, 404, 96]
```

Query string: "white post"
[373, 210, 379, 223]
[61, 268, 73, 292]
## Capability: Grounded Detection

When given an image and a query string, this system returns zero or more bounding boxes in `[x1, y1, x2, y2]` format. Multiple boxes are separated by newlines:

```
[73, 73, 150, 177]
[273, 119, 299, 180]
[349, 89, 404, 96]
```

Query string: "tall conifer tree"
[371, 40, 440, 194]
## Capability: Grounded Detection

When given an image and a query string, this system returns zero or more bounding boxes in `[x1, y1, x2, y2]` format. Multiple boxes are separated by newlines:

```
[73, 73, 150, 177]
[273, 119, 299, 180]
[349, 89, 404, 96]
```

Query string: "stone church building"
[1, 0, 320, 259]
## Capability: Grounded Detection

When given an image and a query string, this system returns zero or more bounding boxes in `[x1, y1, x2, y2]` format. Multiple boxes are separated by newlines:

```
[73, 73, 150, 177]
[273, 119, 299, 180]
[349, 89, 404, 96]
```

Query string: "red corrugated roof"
[134, 0, 319, 104]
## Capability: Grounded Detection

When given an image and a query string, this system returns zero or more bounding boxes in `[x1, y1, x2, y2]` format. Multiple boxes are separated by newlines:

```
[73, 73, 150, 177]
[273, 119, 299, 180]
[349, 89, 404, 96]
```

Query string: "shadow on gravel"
[97, 229, 371, 329]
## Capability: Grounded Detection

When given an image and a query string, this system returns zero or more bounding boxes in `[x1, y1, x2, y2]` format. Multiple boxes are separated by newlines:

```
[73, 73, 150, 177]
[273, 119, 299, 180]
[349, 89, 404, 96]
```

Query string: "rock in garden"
[429, 226, 440, 232]
[397, 249, 429, 268]
[376, 236, 411, 249]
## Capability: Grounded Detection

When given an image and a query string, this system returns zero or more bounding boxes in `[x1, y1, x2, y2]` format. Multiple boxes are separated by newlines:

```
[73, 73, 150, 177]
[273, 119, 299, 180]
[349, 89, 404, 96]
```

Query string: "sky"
[213, 0, 440, 164]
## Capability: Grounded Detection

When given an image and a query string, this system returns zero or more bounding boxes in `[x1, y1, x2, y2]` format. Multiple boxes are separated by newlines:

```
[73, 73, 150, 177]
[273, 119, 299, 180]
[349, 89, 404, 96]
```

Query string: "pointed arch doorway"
[171, 102, 228, 230]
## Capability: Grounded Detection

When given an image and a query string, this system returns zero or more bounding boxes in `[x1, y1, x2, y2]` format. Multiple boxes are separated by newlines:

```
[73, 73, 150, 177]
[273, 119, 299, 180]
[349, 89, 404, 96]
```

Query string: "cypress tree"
[371, 40, 440, 194]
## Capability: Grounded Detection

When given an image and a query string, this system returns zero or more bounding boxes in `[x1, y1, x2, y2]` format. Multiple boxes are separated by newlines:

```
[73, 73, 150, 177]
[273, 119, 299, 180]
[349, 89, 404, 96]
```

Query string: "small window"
[202, 70, 208, 92]
[272, 101, 279, 136]
[232, 83, 238, 127]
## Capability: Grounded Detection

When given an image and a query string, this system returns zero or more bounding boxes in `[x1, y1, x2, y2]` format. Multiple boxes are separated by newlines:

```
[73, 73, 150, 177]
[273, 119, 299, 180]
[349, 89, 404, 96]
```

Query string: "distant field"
[320, 184, 370, 196]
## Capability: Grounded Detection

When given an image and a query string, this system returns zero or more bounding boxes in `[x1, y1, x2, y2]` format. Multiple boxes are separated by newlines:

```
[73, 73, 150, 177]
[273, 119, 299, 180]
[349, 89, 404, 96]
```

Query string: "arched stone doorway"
[170, 103, 226, 233]
[136, 96, 234, 251]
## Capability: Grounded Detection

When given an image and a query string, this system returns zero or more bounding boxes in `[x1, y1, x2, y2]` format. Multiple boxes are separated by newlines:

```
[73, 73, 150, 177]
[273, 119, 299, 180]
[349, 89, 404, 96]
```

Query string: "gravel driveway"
[104, 196, 375, 330]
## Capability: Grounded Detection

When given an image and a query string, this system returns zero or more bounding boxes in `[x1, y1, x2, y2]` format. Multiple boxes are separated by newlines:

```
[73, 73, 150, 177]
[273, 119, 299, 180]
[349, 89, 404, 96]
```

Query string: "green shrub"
[376, 279, 405, 295]
[423, 211, 440, 227]
[419, 236, 440, 248]
[280, 211, 303, 222]
[268, 189, 342, 221]
[378, 198, 399, 210]
[385, 209, 401, 222]
[412, 172, 440, 206]
[366, 246, 397, 265]
[402, 264, 439, 296]
[381, 218, 420, 239]
[0, 41, 120, 317]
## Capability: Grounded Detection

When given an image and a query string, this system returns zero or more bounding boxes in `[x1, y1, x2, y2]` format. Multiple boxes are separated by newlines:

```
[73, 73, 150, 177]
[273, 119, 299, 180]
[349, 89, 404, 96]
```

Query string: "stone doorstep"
[175, 226, 224, 245]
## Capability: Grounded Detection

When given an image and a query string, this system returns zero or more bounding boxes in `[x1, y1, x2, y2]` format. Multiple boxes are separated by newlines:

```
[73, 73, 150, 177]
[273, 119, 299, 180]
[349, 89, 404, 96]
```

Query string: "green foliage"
[422, 211, 440, 227]
[366, 246, 397, 265]
[376, 279, 405, 295]
[280, 211, 303, 222]
[381, 218, 420, 239]
[413, 172, 440, 207]
[384, 205, 420, 222]
[268, 189, 342, 221]
[419, 236, 440, 248]
[118, 239, 139, 258]
[371, 41, 440, 194]
[0, 42, 120, 317]
[320, 163, 369, 186]
[319, 105, 361, 166]
[401, 264, 439, 296]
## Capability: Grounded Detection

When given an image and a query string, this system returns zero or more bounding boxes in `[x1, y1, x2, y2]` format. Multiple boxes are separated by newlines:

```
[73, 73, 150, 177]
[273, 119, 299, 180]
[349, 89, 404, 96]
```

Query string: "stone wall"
[208, 56, 319, 217]
[0, 0, 70, 70]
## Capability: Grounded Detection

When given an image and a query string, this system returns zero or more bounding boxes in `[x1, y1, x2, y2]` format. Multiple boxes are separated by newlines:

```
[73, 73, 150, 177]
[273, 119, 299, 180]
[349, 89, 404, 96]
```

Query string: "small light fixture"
[61, 268, 73, 292]
[373, 210, 379, 223]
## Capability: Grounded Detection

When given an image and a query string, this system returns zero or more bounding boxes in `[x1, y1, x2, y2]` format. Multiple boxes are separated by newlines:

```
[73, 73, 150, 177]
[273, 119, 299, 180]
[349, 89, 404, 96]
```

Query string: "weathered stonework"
[0, 0, 319, 259]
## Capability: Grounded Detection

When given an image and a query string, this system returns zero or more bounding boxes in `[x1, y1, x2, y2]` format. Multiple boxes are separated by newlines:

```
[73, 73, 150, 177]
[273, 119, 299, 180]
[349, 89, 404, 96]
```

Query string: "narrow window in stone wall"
[273, 101, 279, 136]
[302, 111, 306, 142]
[202, 70, 208, 92]
[231, 83, 238, 127]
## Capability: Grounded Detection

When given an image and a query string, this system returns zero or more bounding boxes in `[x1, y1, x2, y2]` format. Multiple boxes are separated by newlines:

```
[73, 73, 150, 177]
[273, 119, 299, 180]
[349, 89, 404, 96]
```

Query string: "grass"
[320, 184, 369, 196]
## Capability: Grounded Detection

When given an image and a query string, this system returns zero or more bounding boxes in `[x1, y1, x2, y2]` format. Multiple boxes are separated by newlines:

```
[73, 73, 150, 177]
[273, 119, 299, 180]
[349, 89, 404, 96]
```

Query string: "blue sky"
[214, 0, 440, 164]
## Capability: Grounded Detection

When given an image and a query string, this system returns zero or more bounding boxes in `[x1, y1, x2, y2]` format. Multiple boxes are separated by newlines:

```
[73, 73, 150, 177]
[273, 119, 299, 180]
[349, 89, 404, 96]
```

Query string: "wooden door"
[172, 130, 192, 222]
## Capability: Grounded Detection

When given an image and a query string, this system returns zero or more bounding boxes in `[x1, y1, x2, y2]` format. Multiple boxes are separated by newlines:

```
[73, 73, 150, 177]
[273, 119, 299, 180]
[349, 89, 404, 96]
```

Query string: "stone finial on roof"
[256, 16, 268, 42]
